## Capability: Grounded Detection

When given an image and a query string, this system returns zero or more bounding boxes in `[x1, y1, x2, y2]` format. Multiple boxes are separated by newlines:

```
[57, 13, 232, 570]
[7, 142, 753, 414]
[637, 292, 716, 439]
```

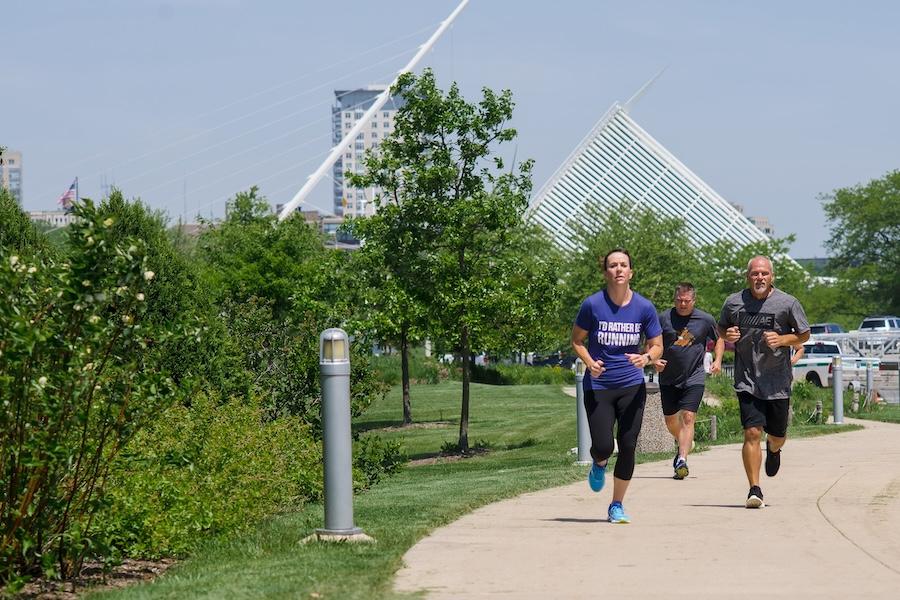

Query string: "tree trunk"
[458, 324, 470, 452]
[400, 326, 412, 425]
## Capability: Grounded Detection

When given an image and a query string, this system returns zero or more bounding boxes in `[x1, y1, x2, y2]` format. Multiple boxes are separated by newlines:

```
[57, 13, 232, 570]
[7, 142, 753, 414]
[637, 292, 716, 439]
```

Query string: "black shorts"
[737, 391, 790, 437]
[660, 384, 704, 416]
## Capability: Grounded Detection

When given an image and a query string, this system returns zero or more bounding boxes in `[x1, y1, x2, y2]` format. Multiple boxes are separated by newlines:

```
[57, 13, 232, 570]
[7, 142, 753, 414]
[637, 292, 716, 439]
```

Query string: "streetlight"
[304, 328, 373, 543]
[832, 355, 844, 425]
[573, 359, 591, 465]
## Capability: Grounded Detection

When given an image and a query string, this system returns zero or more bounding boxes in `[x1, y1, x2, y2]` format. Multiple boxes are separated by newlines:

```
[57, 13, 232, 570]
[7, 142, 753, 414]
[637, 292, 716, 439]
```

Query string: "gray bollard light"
[866, 361, 874, 404]
[832, 355, 844, 425]
[305, 328, 373, 543]
[573, 359, 592, 465]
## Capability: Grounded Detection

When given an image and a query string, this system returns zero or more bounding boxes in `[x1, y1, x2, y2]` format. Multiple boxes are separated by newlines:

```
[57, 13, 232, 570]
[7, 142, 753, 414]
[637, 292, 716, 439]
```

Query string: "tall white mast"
[278, 0, 470, 221]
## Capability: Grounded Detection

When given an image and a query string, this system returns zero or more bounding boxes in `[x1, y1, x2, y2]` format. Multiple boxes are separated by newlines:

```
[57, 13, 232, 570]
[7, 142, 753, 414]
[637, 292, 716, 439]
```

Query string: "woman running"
[571, 248, 663, 523]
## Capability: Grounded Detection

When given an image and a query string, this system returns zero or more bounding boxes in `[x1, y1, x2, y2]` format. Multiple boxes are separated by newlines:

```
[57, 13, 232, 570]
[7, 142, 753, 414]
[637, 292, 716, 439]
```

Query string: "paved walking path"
[393, 418, 900, 599]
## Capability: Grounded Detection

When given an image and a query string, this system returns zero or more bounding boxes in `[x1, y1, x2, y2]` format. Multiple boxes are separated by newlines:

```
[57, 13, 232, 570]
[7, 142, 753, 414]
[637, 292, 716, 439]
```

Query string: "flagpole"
[75, 177, 79, 202]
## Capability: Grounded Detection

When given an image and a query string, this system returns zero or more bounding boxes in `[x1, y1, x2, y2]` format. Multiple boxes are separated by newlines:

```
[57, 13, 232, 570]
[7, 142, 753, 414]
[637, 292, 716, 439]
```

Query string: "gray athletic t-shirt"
[658, 308, 719, 388]
[718, 288, 810, 400]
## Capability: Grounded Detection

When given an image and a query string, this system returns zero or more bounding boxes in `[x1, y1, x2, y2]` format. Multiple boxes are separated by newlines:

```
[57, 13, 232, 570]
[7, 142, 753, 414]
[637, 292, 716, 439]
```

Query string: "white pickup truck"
[792, 340, 881, 389]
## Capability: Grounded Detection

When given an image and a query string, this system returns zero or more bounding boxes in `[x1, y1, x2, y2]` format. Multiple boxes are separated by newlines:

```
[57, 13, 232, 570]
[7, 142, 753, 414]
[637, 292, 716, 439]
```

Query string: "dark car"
[529, 353, 576, 369]
[809, 323, 845, 335]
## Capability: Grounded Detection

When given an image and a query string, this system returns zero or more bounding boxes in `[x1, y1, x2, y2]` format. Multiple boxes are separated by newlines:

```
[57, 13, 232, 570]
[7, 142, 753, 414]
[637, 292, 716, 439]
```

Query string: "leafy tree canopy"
[822, 169, 900, 314]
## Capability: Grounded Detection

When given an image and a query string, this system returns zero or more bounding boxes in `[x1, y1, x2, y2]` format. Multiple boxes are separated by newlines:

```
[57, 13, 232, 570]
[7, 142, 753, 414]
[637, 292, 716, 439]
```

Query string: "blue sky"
[5, 0, 900, 256]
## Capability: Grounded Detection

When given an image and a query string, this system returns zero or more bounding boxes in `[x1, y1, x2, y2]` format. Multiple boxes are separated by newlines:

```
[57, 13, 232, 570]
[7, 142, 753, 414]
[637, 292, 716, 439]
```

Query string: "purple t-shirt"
[575, 290, 662, 390]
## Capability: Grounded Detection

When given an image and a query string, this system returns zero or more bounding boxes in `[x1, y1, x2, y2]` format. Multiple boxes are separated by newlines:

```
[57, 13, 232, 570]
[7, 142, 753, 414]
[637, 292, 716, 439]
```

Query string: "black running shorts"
[737, 391, 789, 437]
[660, 384, 705, 416]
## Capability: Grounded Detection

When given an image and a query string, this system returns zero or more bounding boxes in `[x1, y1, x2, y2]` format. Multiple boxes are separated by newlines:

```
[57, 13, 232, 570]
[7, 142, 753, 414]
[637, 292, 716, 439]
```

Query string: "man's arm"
[763, 329, 810, 350]
[710, 336, 725, 375]
[790, 344, 805, 366]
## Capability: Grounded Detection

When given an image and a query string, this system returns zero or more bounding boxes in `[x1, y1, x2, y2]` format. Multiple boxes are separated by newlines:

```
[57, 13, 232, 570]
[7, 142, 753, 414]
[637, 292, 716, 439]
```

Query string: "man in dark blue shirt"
[654, 283, 724, 480]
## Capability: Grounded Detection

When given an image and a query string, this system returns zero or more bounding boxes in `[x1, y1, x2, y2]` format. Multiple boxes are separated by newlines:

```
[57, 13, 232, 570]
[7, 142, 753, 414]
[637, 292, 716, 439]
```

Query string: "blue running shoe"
[608, 501, 631, 524]
[588, 462, 606, 492]
[674, 457, 689, 480]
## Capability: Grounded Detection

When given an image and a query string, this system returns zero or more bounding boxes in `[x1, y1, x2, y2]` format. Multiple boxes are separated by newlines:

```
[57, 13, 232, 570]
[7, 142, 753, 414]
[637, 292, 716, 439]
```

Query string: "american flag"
[57, 178, 77, 211]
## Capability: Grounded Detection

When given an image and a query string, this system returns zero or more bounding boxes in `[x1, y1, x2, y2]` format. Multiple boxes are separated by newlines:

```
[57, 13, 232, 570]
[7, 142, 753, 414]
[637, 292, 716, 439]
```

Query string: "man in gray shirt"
[654, 282, 724, 480]
[719, 256, 810, 509]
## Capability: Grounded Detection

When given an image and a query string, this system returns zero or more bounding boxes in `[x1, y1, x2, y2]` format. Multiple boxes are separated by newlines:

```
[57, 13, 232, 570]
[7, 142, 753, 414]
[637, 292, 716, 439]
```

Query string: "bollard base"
[301, 528, 375, 544]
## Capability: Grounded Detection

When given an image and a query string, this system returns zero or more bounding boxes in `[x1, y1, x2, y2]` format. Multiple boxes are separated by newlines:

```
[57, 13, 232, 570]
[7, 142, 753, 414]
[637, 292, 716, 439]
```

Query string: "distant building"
[748, 215, 775, 238]
[1, 149, 23, 204]
[526, 103, 778, 253]
[331, 87, 404, 217]
[275, 205, 359, 250]
[28, 210, 78, 228]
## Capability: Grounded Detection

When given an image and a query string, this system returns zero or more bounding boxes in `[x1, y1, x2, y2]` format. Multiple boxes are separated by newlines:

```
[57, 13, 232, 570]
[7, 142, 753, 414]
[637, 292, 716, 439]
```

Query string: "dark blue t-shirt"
[575, 290, 662, 390]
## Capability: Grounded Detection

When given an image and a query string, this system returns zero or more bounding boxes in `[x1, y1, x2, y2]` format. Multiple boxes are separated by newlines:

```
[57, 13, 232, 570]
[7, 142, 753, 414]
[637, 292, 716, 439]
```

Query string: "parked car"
[792, 340, 880, 389]
[809, 322, 845, 335]
[858, 315, 900, 332]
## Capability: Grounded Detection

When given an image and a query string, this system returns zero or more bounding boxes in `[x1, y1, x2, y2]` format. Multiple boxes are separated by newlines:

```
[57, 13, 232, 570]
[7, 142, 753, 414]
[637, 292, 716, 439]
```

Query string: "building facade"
[1, 150, 23, 204]
[526, 103, 774, 253]
[331, 87, 404, 217]
[28, 210, 78, 228]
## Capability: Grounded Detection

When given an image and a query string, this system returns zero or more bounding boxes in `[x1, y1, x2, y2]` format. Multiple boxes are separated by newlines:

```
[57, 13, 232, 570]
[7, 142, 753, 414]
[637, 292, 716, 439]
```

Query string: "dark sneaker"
[588, 462, 606, 492]
[674, 457, 689, 480]
[608, 501, 631, 523]
[746, 485, 765, 509]
[765, 442, 781, 477]
[672, 450, 679, 469]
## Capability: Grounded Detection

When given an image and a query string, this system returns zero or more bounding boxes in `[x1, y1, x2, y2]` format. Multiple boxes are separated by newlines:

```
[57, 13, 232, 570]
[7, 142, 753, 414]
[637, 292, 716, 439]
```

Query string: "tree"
[350, 69, 560, 451]
[558, 199, 812, 331]
[196, 187, 345, 319]
[195, 187, 384, 426]
[822, 170, 900, 314]
[342, 229, 426, 424]
[0, 187, 51, 255]
[562, 199, 705, 323]
[696, 235, 810, 314]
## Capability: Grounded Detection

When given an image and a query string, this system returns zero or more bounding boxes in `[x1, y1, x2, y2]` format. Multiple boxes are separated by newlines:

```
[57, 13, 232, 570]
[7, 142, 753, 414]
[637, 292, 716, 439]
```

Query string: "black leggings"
[583, 383, 646, 481]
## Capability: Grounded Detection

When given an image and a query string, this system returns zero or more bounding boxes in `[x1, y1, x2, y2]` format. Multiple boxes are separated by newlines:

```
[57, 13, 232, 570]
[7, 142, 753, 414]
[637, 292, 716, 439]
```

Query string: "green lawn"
[851, 402, 900, 423]
[90, 381, 850, 599]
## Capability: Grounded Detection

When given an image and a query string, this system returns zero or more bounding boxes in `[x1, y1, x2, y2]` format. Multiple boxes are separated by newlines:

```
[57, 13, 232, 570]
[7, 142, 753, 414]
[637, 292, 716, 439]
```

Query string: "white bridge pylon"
[277, 0, 470, 222]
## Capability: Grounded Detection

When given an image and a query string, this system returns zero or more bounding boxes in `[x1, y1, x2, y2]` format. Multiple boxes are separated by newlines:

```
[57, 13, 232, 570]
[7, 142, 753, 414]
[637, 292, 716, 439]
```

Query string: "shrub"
[454, 363, 575, 385]
[0, 201, 194, 585]
[353, 434, 406, 490]
[370, 353, 443, 385]
[96, 393, 323, 559]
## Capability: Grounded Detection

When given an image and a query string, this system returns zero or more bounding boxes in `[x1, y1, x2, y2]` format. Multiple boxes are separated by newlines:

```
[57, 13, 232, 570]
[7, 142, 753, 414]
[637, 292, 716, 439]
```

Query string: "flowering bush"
[0, 200, 194, 587]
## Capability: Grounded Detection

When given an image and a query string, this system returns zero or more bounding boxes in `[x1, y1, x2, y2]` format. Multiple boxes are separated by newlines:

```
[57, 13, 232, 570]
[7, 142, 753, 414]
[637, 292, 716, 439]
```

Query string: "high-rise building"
[526, 103, 774, 253]
[0, 149, 23, 204]
[331, 87, 404, 217]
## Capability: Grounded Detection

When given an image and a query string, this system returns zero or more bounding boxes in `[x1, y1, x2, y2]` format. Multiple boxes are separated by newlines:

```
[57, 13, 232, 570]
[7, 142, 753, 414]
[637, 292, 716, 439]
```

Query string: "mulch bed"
[16, 559, 175, 599]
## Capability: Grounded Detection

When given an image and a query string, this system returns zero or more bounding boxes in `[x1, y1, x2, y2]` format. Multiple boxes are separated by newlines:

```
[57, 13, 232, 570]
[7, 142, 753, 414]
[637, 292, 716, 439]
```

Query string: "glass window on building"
[355, 111, 363, 119]
[344, 112, 351, 118]
[371, 132, 378, 139]
[371, 122, 377, 128]
[383, 111, 390, 118]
